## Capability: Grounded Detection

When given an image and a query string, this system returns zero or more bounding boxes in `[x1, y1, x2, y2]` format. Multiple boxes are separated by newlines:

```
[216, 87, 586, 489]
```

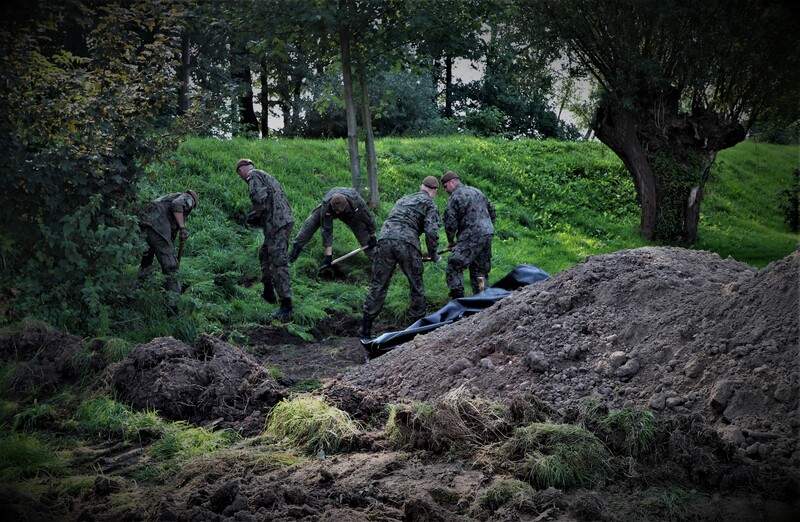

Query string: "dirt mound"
[324, 246, 799, 488]
[0, 323, 105, 400]
[112, 334, 289, 436]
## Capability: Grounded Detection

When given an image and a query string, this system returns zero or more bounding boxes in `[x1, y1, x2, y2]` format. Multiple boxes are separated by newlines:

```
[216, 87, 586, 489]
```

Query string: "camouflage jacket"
[379, 191, 440, 255]
[443, 184, 495, 243]
[143, 192, 195, 240]
[320, 187, 377, 247]
[247, 169, 294, 230]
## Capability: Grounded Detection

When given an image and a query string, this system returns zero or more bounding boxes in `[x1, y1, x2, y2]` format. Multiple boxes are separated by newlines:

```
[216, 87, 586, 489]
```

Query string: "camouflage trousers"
[446, 234, 492, 296]
[139, 226, 181, 294]
[293, 205, 375, 260]
[362, 239, 426, 321]
[259, 223, 293, 299]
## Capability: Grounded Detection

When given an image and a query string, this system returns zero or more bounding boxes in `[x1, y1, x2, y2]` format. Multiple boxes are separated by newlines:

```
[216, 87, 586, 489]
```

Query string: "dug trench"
[1, 246, 798, 521]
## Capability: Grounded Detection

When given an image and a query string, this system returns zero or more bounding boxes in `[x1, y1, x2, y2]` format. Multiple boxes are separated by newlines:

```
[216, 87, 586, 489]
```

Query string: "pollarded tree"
[514, 0, 800, 242]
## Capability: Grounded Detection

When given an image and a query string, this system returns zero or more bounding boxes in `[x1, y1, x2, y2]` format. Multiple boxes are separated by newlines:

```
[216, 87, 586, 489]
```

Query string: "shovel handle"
[331, 245, 370, 266]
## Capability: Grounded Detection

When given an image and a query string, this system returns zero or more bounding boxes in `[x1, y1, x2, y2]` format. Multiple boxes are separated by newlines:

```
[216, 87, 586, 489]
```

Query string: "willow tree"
[515, 0, 799, 242]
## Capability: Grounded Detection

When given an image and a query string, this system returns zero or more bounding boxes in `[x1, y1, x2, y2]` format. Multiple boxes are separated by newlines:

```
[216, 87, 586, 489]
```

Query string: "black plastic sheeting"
[361, 264, 550, 359]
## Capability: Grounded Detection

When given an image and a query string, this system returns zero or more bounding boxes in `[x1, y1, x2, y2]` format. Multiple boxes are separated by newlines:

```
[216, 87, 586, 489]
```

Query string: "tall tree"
[515, 0, 800, 243]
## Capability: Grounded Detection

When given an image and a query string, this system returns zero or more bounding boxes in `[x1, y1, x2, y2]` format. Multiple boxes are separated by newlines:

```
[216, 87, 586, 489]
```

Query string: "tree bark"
[232, 51, 258, 135]
[360, 71, 379, 208]
[179, 33, 191, 114]
[340, 28, 361, 191]
[444, 54, 454, 118]
[259, 58, 269, 138]
[593, 104, 745, 243]
[592, 106, 658, 240]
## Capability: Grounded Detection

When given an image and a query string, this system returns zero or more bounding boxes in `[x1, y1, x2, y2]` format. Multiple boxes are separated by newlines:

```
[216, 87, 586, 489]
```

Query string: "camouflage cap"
[330, 193, 348, 213]
[187, 190, 198, 206]
[236, 158, 254, 171]
[422, 176, 439, 189]
[440, 171, 459, 184]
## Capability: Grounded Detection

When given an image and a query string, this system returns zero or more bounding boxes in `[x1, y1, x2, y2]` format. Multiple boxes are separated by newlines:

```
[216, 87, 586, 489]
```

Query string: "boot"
[357, 316, 373, 339]
[288, 245, 301, 263]
[272, 297, 292, 319]
[449, 288, 464, 300]
[262, 280, 277, 303]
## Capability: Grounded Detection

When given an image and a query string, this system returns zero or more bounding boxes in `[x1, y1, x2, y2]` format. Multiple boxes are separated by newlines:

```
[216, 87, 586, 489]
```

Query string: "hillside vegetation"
[126, 136, 797, 344]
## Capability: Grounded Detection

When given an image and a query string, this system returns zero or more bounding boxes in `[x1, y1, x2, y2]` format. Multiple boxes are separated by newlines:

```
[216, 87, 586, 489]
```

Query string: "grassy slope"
[136, 136, 797, 341]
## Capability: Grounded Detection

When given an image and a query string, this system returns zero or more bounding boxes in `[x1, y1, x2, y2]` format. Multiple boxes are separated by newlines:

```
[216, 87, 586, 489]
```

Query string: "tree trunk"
[360, 71, 379, 208]
[444, 54, 454, 118]
[259, 58, 269, 138]
[592, 106, 658, 240]
[593, 104, 745, 243]
[179, 33, 191, 114]
[232, 51, 258, 135]
[340, 29, 361, 191]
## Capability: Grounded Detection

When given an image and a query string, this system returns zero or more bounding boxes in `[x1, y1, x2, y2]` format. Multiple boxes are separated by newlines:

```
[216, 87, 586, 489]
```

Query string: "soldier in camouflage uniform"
[441, 170, 496, 299]
[139, 190, 198, 296]
[289, 187, 378, 266]
[236, 159, 295, 319]
[358, 176, 442, 339]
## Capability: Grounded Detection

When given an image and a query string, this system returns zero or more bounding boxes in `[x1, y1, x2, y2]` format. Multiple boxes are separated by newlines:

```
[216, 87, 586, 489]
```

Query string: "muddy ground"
[1, 246, 798, 521]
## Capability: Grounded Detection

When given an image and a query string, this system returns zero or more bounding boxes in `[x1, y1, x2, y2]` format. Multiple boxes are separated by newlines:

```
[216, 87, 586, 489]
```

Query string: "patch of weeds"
[0, 363, 18, 397]
[386, 388, 507, 453]
[480, 478, 532, 511]
[74, 397, 133, 439]
[263, 395, 362, 456]
[0, 432, 68, 480]
[0, 400, 18, 428]
[267, 366, 284, 379]
[101, 337, 133, 363]
[576, 395, 607, 426]
[637, 486, 699, 521]
[291, 379, 321, 392]
[429, 485, 461, 506]
[12, 400, 57, 432]
[600, 408, 660, 457]
[501, 422, 612, 489]
[128, 464, 168, 484]
[148, 422, 239, 461]
[286, 323, 314, 341]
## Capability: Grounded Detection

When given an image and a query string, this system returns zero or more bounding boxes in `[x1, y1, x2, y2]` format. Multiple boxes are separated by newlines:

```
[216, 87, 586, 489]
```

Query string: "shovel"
[318, 245, 370, 275]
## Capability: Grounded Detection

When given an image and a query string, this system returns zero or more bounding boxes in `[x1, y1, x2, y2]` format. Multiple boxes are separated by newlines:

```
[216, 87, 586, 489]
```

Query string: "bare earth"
[2, 246, 798, 521]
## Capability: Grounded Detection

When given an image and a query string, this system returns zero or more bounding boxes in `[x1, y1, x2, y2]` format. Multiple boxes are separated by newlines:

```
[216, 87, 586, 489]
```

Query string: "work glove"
[288, 246, 301, 263]
[179, 228, 190, 240]
[367, 236, 377, 249]
[430, 253, 441, 263]
[245, 210, 261, 228]
[322, 254, 333, 266]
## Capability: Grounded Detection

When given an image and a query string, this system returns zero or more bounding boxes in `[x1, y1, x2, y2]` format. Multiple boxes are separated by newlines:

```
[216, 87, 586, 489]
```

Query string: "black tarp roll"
[361, 264, 550, 359]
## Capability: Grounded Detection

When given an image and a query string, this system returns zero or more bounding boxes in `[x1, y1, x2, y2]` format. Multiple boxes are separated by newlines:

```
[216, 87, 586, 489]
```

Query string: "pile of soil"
[3, 246, 798, 521]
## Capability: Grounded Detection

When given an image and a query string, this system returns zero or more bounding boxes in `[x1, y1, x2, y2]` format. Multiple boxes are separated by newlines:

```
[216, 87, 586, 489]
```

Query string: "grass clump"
[637, 486, 699, 521]
[386, 389, 507, 453]
[502, 422, 612, 489]
[600, 408, 660, 458]
[148, 422, 239, 461]
[480, 478, 532, 511]
[0, 432, 68, 480]
[263, 394, 362, 455]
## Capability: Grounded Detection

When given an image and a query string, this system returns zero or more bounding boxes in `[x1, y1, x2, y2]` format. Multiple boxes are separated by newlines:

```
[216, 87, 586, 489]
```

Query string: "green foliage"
[12, 400, 57, 432]
[777, 168, 800, 233]
[480, 478, 532, 511]
[0, 432, 67, 480]
[600, 408, 660, 458]
[0, 0, 197, 336]
[148, 423, 239, 461]
[264, 395, 362, 455]
[502, 422, 612, 489]
[637, 486, 699, 521]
